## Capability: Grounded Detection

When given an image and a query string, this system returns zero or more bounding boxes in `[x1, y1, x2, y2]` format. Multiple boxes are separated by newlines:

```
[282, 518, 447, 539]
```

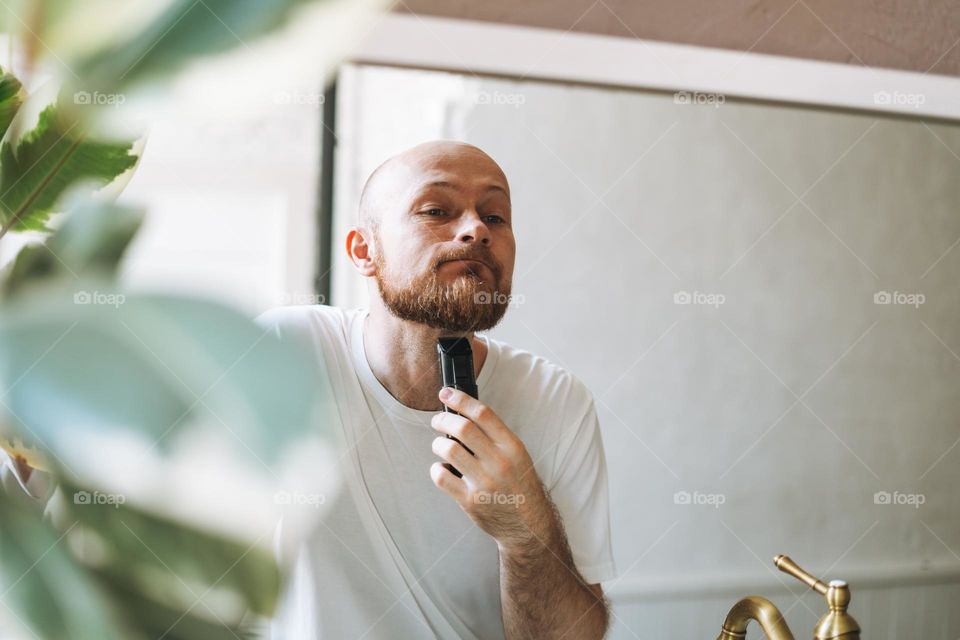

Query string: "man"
[255, 140, 615, 639]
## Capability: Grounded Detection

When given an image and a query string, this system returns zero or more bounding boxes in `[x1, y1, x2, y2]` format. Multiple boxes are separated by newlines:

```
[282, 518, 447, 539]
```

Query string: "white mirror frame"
[350, 13, 960, 123]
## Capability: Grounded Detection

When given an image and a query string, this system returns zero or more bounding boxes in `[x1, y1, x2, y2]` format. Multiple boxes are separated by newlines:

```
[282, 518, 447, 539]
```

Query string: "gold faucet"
[716, 555, 861, 640]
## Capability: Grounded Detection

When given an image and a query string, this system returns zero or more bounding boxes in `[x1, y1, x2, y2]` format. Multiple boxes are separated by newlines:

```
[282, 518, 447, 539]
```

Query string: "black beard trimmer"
[437, 336, 479, 478]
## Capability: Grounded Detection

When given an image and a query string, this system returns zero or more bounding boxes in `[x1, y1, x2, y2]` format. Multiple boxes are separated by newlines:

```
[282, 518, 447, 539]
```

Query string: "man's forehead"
[398, 145, 508, 193]
[360, 143, 511, 226]
[407, 171, 510, 198]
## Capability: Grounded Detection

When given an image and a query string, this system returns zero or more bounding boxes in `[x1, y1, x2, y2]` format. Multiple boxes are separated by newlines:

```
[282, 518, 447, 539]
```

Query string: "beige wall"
[396, 0, 960, 77]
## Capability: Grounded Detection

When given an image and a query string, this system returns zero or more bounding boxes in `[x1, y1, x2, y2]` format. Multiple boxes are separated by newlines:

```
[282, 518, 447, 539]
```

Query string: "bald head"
[347, 140, 516, 331]
[357, 140, 509, 233]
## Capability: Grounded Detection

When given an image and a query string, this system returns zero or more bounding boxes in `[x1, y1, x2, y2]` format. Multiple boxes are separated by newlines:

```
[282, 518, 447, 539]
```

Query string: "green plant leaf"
[0, 102, 138, 237]
[0, 284, 334, 461]
[0, 277, 342, 546]
[0, 67, 24, 140]
[0, 497, 132, 640]
[61, 480, 281, 620]
[1, 201, 144, 298]
[75, 0, 319, 92]
[90, 567, 252, 640]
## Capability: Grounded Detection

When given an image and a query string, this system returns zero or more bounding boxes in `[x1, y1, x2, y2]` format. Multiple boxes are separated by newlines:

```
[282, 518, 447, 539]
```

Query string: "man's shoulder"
[254, 303, 364, 326]
[254, 304, 360, 344]
[487, 337, 593, 407]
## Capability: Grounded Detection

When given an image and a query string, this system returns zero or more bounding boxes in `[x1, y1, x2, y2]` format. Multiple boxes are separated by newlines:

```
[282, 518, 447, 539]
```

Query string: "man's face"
[370, 150, 516, 332]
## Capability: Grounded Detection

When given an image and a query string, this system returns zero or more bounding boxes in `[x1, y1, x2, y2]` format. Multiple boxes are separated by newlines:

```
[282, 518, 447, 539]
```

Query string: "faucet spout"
[714, 556, 861, 640]
[716, 595, 796, 640]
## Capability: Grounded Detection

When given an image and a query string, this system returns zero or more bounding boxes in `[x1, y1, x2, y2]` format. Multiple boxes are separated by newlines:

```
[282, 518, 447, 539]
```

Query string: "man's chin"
[383, 299, 509, 333]
[427, 305, 508, 332]
[374, 268, 510, 331]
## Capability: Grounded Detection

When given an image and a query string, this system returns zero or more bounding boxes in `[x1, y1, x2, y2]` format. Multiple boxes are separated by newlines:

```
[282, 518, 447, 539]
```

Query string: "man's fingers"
[438, 388, 509, 441]
[432, 436, 479, 477]
[430, 412, 488, 456]
[430, 461, 467, 500]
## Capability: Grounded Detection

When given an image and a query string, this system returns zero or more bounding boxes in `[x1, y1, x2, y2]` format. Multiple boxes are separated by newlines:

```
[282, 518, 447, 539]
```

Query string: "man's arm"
[498, 495, 610, 639]
[429, 387, 610, 640]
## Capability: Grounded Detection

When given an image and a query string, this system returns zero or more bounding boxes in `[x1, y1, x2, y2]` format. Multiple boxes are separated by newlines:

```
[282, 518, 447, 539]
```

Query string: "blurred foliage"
[0, 201, 322, 638]
[0, 0, 370, 638]
[74, 0, 321, 93]
[0, 498, 133, 640]
[1, 200, 144, 298]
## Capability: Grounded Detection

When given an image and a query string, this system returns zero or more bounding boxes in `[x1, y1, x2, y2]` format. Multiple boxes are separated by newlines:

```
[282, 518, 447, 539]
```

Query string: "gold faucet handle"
[774, 555, 828, 595]
[773, 555, 860, 640]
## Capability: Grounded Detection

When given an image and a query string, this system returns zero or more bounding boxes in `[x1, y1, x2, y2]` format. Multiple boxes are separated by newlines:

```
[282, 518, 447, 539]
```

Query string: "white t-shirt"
[252, 305, 615, 640]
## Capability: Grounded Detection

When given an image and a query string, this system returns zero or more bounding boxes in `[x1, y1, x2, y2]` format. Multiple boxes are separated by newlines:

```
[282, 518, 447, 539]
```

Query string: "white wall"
[334, 63, 960, 638]
[116, 77, 325, 315]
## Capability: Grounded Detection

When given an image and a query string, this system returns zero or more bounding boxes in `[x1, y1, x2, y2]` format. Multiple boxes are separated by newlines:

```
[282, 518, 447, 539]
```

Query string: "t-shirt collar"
[350, 308, 498, 424]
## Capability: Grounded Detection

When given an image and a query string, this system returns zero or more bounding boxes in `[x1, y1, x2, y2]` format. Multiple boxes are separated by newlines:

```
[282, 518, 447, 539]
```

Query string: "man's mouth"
[443, 258, 490, 270]
[438, 258, 494, 276]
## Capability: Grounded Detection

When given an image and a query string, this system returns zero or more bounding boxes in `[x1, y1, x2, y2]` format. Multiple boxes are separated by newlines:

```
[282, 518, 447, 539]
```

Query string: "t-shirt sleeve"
[546, 378, 617, 585]
[254, 308, 322, 359]
[254, 307, 295, 340]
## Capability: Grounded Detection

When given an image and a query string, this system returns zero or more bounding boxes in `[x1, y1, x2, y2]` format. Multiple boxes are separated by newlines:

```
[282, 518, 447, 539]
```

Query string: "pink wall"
[396, 0, 960, 77]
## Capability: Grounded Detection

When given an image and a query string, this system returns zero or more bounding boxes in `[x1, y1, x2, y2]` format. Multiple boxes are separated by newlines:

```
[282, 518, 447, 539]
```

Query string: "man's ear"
[346, 227, 376, 276]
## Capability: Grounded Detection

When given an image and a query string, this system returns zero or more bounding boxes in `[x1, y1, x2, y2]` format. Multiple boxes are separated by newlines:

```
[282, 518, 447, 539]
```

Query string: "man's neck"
[362, 306, 488, 411]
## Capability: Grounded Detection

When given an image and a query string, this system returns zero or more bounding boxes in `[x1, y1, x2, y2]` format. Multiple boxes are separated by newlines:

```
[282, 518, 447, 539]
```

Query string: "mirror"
[330, 62, 960, 639]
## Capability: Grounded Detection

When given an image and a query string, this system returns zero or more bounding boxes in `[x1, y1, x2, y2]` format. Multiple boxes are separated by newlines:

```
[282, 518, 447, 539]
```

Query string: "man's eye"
[423, 208, 446, 216]
[484, 214, 506, 224]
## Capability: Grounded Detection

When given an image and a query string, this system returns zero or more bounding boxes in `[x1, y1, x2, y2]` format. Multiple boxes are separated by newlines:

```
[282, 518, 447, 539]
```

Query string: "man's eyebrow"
[418, 181, 509, 197]
[483, 184, 510, 198]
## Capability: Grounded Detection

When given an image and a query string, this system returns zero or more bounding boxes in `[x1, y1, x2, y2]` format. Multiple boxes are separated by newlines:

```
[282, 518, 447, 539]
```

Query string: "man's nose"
[453, 210, 491, 245]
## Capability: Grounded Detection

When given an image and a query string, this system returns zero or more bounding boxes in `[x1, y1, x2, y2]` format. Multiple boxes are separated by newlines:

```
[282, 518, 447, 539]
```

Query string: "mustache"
[434, 247, 501, 274]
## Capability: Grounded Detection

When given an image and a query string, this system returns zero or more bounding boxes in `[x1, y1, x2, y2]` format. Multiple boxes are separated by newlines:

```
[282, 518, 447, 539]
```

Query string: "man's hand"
[429, 386, 551, 549]
[429, 387, 610, 639]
